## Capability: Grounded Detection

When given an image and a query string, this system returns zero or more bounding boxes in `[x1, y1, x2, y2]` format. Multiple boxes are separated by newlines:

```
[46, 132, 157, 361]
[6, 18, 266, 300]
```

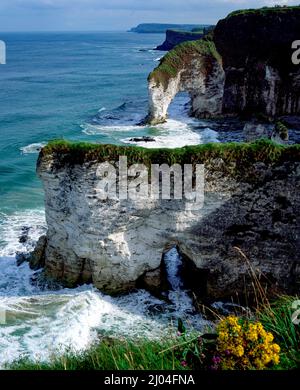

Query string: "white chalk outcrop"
[147, 47, 225, 125]
[36, 143, 300, 300]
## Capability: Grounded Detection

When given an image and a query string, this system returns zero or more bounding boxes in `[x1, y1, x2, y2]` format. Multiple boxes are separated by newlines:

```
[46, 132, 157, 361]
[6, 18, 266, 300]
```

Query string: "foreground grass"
[257, 296, 300, 370]
[7, 338, 190, 371]
[7, 297, 300, 371]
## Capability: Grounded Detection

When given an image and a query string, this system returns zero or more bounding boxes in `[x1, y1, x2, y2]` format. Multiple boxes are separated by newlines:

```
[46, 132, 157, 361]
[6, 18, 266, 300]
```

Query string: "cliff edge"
[37, 140, 300, 300]
[155, 29, 204, 51]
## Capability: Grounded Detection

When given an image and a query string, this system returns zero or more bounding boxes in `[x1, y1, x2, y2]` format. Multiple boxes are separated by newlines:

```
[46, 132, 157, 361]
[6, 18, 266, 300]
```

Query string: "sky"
[0, 0, 299, 32]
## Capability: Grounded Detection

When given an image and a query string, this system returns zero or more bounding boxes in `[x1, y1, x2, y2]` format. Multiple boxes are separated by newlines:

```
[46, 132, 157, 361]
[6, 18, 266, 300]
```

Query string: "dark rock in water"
[271, 121, 289, 144]
[16, 252, 30, 266]
[155, 29, 203, 51]
[19, 226, 30, 244]
[129, 136, 155, 143]
[29, 235, 47, 270]
[136, 266, 169, 299]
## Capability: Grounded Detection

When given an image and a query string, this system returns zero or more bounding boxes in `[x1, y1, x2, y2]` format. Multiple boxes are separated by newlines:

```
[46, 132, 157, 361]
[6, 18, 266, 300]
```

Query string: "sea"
[0, 31, 244, 366]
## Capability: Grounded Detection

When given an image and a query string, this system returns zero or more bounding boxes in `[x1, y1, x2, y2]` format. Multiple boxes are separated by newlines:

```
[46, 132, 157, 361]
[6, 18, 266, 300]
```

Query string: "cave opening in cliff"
[167, 92, 191, 122]
[161, 246, 209, 310]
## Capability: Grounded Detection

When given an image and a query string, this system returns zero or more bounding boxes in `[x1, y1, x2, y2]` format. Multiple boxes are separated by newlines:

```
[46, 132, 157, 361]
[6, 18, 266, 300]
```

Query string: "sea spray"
[0, 211, 209, 367]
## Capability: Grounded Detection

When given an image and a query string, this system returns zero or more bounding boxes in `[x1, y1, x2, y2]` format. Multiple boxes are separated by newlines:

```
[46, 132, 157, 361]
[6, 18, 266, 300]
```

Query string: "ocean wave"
[20, 143, 46, 155]
[0, 209, 210, 367]
[121, 119, 213, 148]
[0, 209, 46, 258]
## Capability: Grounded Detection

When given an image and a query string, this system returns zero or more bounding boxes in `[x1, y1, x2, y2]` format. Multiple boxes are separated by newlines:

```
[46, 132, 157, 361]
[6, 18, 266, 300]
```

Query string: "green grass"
[167, 29, 203, 36]
[257, 296, 300, 370]
[39, 139, 300, 178]
[7, 297, 300, 370]
[7, 337, 193, 371]
[148, 37, 221, 89]
[227, 5, 300, 19]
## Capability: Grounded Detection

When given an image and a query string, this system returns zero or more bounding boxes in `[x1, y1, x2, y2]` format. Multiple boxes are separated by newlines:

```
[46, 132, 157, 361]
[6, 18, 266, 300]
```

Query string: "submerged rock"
[19, 226, 30, 244]
[29, 235, 47, 270]
[16, 252, 30, 267]
[271, 121, 289, 144]
[129, 136, 155, 143]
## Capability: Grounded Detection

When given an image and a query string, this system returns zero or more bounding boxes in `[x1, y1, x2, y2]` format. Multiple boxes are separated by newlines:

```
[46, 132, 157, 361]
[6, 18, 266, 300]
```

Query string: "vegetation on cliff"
[148, 37, 221, 89]
[227, 5, 300, 18]
[40, 139, 300, 177]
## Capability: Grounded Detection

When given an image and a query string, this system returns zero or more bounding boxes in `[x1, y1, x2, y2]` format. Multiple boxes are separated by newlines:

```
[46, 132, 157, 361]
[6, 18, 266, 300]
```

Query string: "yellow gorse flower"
[216, 316, 280, 370]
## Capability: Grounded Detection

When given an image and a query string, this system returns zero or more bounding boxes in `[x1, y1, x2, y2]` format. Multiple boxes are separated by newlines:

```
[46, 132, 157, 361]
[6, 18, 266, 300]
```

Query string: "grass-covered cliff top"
[39, 139, 300, 174]
[167, 29, 204, 36]
[227, 5, 300, 18]
[148, 37, 221, 89]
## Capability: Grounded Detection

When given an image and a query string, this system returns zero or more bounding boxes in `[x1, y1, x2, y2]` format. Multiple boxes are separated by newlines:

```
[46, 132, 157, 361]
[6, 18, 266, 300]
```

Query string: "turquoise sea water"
[0, 32, 226, 217]
[0, 32, 217, 365]
[0, 32, 163, 214]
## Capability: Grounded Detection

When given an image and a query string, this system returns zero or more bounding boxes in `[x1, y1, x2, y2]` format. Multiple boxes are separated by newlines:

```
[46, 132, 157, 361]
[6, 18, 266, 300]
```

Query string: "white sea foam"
[164, 247, 196, 317]
[82, 123, 142, 134]
[83, 93, 219, 148]
[0, 210, 210, 367]
[20, 143, 46, 154]
[0, 209, 46, 258]
[121, 120, 219, 149]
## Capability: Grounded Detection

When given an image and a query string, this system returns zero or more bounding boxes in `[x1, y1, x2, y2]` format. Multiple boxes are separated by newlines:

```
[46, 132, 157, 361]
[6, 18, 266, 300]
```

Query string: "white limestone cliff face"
[147, 54, 225, 125]
[147, 72, 183, 125]
[38, 154, 213, 293]
[37, 149, 300, 300]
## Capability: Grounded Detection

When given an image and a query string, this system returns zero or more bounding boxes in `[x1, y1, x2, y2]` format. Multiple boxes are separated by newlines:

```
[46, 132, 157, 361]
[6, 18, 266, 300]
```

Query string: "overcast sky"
[0, 0, 299, 31]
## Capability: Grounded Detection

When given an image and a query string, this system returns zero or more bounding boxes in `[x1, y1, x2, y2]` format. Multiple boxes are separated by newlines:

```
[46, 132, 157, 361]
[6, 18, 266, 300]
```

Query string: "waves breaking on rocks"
[0, 210, 210, 367]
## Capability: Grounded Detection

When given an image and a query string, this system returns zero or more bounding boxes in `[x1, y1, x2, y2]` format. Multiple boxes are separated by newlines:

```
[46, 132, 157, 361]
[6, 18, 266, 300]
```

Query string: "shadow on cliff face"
[176, 161, 300, 306]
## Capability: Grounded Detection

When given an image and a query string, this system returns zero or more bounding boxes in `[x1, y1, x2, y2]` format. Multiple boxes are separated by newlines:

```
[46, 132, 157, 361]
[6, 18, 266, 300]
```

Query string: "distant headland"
[128, 23, 211, 33]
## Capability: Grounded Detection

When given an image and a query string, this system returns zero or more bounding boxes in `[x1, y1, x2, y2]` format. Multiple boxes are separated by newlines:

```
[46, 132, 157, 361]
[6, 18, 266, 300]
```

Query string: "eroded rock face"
[147, 49, 225, 125]
[214, 8, 300, 118]
[37, 144, 300, 300]
[29, 235, 47, 270]
[180, 160, 300, 301]
[147, 7, 300, 124]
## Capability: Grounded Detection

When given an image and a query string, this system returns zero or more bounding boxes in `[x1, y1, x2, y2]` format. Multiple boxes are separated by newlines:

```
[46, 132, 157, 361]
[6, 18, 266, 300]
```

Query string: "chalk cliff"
[146, 38, 225, 125]
[147, 6, 300, 125]
[37, 140, 300, 301]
